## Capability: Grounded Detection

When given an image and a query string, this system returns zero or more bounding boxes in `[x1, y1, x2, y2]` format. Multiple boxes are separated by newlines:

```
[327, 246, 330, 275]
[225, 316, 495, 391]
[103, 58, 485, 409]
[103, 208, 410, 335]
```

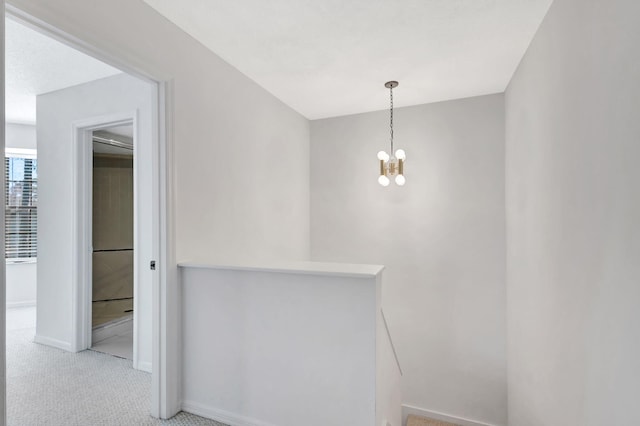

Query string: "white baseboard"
[136, 360, 152, 373]
[181, 401, 277, 426]
[34, 334, 73, 352]
[7, 300, 36, 309]
[402, 404, 499, 426]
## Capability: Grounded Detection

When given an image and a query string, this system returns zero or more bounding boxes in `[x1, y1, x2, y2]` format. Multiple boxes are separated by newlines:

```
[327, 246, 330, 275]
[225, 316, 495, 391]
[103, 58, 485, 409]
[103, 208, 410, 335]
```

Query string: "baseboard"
[136, 360, 152, 373]
[181, 400, 278, 426]
[402, 404, 499, 426]
[7, 300, 36, 309]
[34, 334, 73, 352]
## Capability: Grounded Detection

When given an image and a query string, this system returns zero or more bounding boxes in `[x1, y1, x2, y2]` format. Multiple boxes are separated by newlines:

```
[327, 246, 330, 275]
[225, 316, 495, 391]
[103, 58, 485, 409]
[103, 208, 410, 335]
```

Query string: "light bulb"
[395, 175, 406, 186]
[378, 175, 390, 187]
[377, 150, 390, 161]
[395, 149, 406, 160]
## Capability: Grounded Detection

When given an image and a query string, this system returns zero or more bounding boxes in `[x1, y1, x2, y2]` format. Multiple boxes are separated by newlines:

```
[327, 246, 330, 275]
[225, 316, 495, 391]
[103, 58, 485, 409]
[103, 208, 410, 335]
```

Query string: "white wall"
[310, 94, 506, 425]
[6, 262, 36, 308]
[10, 0, 310, 265]
[505, 0, 640, 424]
[10, 0, 307, 416]
[6, 122, 36, 149]
[36, 74, 155, 370]
[180, 262, 399, 426]
[5, 123, 37, 308]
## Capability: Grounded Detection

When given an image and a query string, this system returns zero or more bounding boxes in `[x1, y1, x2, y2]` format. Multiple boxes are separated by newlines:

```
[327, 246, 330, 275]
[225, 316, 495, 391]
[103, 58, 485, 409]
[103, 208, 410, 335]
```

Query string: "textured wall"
[505, 0, 640, 424]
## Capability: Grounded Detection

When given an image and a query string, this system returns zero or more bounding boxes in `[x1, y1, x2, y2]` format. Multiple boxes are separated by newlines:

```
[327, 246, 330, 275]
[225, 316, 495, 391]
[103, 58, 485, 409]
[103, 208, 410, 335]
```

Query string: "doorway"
[3, 5, 176, 421]
[90, 125, 135, 359]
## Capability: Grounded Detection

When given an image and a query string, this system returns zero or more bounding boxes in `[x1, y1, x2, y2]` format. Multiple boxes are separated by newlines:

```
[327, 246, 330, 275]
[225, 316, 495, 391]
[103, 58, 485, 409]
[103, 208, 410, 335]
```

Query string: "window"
[5, 150, 38, 260]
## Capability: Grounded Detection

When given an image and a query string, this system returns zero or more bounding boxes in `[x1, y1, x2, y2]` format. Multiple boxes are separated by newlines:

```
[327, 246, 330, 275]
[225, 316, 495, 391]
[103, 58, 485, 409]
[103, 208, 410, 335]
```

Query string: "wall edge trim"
[33, 335, 73, 352]
[6, 301, 36, 309]
[402, 404, 501, 426]
[136, 361, 152, 373]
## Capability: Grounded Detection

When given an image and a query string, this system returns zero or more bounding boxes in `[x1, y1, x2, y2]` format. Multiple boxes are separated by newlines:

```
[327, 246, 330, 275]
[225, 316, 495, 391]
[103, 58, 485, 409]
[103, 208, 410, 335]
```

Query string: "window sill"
[6, 258, 37, 265]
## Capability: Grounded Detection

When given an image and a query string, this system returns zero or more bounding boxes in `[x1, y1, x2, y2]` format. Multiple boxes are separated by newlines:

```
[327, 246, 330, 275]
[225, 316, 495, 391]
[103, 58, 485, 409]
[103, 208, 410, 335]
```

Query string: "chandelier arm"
[390, 85, 394, 155]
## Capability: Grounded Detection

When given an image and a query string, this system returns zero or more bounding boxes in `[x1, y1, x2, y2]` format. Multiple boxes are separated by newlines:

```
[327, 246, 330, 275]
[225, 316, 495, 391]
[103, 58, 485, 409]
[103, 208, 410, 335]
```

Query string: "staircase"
[407, 414, 460, 426]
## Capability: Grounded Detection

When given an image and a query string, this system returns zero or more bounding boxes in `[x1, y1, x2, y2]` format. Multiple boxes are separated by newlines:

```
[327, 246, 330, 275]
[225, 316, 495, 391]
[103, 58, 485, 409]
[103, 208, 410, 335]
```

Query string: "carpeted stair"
[406, 414, 460, 426]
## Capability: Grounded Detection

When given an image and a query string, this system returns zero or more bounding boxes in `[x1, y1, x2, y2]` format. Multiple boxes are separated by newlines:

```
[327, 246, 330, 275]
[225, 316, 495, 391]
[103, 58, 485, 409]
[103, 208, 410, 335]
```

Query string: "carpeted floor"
[7, 307, 227, 426]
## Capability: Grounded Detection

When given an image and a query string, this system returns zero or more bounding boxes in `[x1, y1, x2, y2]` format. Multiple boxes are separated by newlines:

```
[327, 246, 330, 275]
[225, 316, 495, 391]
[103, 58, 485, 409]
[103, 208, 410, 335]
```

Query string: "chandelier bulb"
[377, 150, 390, 161]
[378, 175, 390, 187]
[395, 149, 406, 160]
[395, 175, 406, 186]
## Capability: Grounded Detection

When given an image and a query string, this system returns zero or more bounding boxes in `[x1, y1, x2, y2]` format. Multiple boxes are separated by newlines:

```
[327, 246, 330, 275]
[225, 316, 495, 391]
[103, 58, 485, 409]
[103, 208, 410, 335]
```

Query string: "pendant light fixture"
[378, 81, 406, 186]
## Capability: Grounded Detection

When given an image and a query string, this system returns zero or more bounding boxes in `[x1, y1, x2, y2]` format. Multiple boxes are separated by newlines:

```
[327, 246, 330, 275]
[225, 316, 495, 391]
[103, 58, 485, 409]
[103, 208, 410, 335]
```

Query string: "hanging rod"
[93, 135, 133, 151]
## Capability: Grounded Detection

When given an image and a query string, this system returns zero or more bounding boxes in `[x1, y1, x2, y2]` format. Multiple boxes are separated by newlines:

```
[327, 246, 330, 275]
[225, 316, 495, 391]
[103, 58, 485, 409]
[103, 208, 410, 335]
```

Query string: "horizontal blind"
[5, 157, 38, 259]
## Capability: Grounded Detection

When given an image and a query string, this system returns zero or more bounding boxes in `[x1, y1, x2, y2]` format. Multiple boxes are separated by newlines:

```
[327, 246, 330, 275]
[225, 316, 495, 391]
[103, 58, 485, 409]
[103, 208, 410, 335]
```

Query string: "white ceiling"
[6, 18, 122, 124]
[143, 0, 553, 119]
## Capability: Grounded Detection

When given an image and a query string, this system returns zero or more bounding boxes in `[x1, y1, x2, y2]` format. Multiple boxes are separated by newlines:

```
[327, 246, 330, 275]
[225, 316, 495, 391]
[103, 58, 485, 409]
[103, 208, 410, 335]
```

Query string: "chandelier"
[377, 81, 406, 186]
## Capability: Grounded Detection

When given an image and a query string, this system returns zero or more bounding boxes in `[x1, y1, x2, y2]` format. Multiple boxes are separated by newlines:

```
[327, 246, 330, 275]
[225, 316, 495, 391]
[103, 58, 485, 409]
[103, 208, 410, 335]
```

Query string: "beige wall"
[92, 155, 133, 251]
[92, 154, 133, 303]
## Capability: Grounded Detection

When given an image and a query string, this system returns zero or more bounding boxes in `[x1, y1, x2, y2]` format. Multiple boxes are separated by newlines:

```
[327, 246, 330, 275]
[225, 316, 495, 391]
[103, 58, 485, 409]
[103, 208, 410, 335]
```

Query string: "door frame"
[4, 4, 178, 421]
[1, 4, 6, 424]
[71, 113, 137, 358]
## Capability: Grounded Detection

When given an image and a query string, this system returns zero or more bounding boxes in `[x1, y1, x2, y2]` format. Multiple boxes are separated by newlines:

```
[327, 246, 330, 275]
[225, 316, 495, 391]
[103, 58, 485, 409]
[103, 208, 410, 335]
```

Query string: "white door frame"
[0, 4, 6, 424]
[4, 4, 178, 421]
[71, 113, 137, 356]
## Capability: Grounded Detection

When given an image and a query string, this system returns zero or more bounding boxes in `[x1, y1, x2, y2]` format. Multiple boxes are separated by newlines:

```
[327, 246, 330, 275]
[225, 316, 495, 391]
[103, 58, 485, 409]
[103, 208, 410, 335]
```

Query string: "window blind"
[5, 157, 38, 259]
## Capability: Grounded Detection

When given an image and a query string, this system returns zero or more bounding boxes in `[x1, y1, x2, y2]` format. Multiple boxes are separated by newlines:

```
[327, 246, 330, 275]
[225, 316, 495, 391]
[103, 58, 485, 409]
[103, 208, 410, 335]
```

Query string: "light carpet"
[7, 307, 227, 426]
[407, 414, 460, 426]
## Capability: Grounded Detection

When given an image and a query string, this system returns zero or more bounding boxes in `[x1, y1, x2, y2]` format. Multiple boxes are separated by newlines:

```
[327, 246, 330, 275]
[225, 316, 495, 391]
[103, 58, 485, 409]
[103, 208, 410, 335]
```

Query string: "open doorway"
[90, 125, 135, 359]
[4, 6, 173, 422]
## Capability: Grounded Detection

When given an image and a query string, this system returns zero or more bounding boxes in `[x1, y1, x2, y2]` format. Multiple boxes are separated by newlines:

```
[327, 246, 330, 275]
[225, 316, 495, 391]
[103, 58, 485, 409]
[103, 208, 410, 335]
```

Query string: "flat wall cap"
[178, 260, 385, 279]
